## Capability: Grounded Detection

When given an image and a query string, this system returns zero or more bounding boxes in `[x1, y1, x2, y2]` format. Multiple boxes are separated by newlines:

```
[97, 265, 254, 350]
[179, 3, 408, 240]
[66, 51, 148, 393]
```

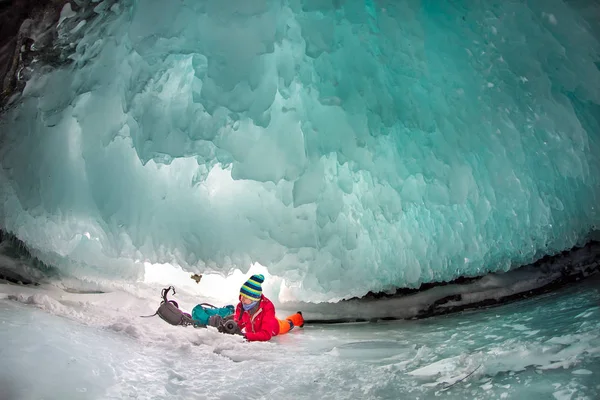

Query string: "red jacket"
[234, 295, 280, 342]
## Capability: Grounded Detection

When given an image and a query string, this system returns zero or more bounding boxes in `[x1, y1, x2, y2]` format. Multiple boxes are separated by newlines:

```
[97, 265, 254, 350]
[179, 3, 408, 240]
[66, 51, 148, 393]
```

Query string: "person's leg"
[277, 318, 292, 335]
[276, 312, 305, 335]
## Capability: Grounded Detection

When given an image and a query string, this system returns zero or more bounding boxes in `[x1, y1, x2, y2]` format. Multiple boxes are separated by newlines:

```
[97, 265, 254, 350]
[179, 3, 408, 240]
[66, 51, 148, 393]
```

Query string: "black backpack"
[141, 286, 201, 327]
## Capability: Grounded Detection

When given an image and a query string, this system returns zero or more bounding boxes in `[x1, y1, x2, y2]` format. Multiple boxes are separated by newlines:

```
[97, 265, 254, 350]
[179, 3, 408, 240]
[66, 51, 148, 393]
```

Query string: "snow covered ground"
[1, 273, 599, 400]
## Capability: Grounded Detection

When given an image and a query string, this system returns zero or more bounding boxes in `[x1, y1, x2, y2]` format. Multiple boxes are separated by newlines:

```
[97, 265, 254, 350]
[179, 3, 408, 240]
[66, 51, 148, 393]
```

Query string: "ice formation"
[0, 0, 599, 301]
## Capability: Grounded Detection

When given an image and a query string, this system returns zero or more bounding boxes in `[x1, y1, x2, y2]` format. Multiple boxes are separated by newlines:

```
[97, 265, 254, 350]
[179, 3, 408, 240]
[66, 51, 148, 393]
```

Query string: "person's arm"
[230, 303, 246, 332]
[245, 305, 279, 342]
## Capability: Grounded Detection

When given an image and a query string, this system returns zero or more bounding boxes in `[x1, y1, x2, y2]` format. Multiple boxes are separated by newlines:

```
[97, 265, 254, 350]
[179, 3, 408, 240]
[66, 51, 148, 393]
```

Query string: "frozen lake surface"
[1, 275, 599, 400]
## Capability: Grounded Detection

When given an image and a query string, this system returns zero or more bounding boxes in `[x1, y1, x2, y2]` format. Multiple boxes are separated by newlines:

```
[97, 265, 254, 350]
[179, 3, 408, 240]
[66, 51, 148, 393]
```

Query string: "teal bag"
[191, 303, 235, 325]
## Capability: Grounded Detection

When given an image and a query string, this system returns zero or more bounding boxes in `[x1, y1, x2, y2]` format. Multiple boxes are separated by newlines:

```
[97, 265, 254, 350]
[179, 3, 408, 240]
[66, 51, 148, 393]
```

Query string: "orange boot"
[286, 311, 304, 328]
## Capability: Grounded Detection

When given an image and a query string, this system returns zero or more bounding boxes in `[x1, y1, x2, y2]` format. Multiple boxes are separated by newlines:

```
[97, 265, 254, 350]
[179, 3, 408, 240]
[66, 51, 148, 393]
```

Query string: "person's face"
[241, 296, 254, 305]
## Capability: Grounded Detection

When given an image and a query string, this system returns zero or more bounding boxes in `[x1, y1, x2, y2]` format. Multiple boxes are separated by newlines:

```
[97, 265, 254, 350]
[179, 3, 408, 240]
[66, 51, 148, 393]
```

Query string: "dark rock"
[0, 266, 38, 285]
[0, 0, 67, 107]
[0, 229, 58, 276]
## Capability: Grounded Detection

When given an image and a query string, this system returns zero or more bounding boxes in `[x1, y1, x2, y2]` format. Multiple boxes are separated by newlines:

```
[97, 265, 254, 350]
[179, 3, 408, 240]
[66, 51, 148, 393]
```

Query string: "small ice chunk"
[485, 335, 502, 339]
[542, 12, 558, 25]
[58, 3, 76, 26]
[70, 20, 87, 34]
[546, 335, 576, 345]
[572, 369, 592, 375]
[574, 307, 597, 318]
[319, 96, 342, 106]
[408, 356, 461, 376]
[503, 324, 529, 331]
[553, 389, 576, 400]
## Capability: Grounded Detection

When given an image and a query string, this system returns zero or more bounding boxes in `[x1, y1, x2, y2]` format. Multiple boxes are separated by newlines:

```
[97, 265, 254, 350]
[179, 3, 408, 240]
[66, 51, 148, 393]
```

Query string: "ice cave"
[0, 0, 599, 399]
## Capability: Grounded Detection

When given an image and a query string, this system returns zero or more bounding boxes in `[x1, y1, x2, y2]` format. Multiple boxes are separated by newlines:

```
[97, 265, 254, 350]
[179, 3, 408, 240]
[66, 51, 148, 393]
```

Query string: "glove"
[208, 315, 224, 328]
[218, 319, 243, 336]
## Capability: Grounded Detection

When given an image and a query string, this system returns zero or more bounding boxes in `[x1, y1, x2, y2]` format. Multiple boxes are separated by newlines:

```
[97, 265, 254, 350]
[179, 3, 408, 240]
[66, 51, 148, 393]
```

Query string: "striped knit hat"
[240, 274, 265, 301]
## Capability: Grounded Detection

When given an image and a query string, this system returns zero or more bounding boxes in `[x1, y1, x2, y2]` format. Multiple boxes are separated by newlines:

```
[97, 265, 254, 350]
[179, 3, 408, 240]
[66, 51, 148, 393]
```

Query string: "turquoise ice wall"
[0, 0, 599, 301]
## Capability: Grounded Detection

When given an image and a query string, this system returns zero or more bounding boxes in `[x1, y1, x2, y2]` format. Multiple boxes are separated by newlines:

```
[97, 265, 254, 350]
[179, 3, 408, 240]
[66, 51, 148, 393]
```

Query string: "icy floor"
[1, 276, 599, 400]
